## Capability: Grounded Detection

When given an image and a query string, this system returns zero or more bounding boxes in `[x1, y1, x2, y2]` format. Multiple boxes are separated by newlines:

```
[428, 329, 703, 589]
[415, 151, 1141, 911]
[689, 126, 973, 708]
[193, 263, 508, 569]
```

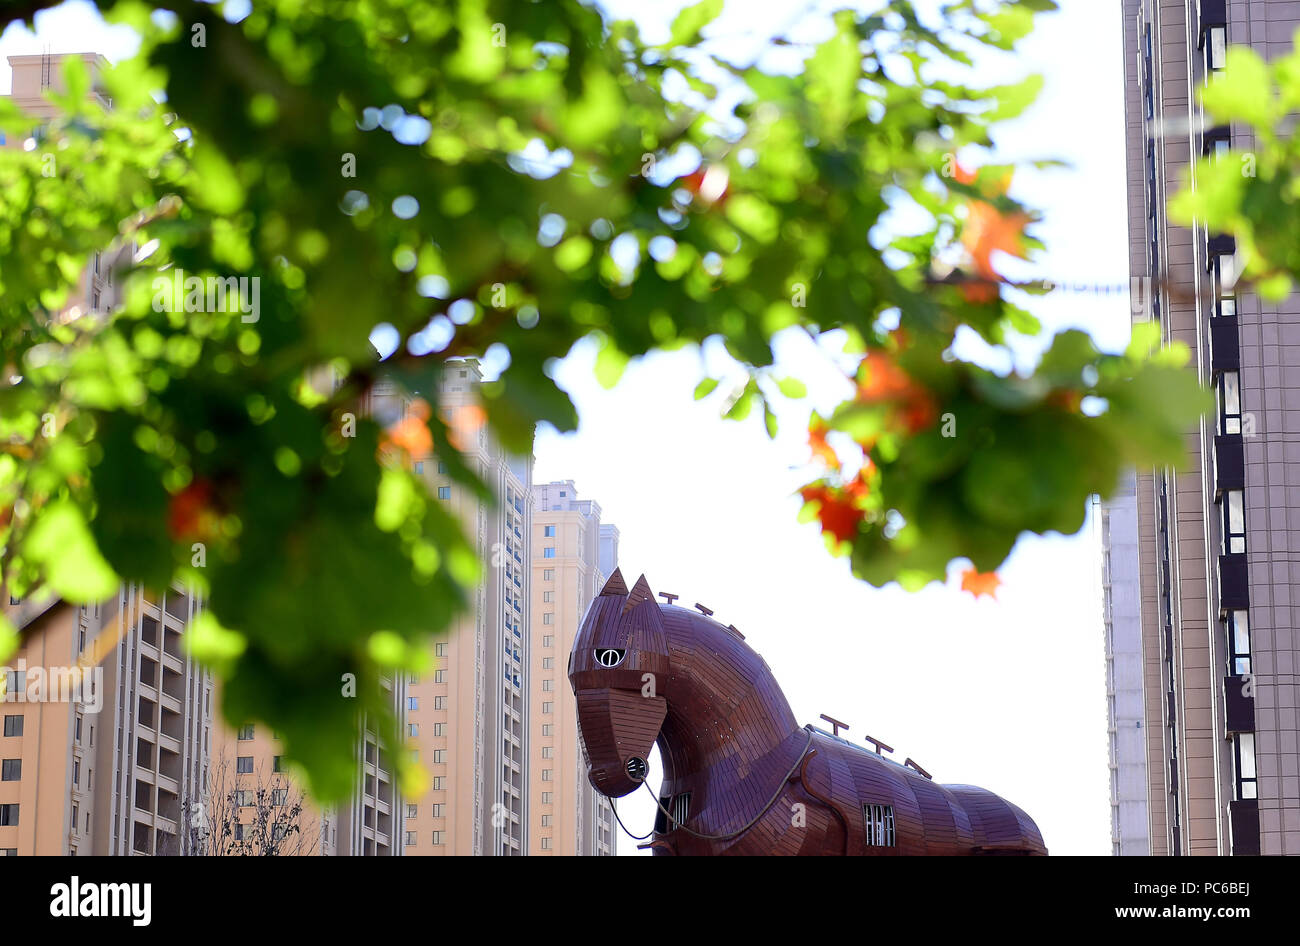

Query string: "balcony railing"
[1223, 674, 1255, 733]
[1219, 553, 1249, 611]
[1229, 799, 1260, 856]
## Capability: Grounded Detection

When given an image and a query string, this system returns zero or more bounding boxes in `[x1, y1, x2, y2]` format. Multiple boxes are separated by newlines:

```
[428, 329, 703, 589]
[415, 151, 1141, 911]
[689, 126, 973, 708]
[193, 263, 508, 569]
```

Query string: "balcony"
[1211, 316, 1239, 373]
[1223, 675, 1255, 733]
[1229, 799, 1259, 856]
[1219, 553, 1249, 611]
[1214, 434, 1245, 494]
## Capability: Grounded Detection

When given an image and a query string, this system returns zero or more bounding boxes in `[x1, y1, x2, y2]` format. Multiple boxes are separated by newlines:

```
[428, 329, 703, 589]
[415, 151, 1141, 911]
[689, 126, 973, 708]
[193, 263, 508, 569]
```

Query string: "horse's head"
[568, 569, 670, 797]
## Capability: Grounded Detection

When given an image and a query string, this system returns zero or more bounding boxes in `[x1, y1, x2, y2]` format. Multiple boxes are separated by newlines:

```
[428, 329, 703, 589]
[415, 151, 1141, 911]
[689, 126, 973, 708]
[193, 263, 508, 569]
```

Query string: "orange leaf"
[800, 481, 868, 546]
[955, 164, 1030, 288]
[383, 397, 434, 459]
[960, 568, 1001, 600]
[807, 416, 839, 468]
[168, 478, 218, 542]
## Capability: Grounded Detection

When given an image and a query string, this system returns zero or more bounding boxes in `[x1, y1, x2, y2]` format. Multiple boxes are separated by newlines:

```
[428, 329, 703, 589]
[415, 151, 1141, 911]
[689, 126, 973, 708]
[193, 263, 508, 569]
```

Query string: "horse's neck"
[657, 631, 800, 781]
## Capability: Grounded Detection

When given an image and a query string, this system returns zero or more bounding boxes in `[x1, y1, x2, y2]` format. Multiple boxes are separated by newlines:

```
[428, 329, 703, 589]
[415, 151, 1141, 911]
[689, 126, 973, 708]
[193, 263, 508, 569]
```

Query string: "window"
[73, 761, 79, 787]
[543, 548, 556, 559]
[543, 613, 553, 626]
[542, 635, 553, 648]
[542, 679, 553, 692]
[236, 756, 253, 774]
[541, 792, 552, 804]
[542, 747, 553, 759]
[0, 850, 14, 856]
[1, 760, 19, 781]
[438, 486, 451, 500]
[1206, 25, 1227, 75]
[235, 790, 253, 807]
[542, 702, 552, 714]
[1213, 254, 1237, 317]
[1233, 733, 1257, 799]
[1227, 610, 1251, 675]
[435, 643, 447, 657]
[408, 697, 419, 711]
[542, 724, 553, 736]
[433, 777, 444, 790]
[408, 724, 419, 737]
[863, 804, 896, 847]
[1222, 489, 1246, 554]
[75, 715, 82, 743]
[558, 490, 567, 497]
[541, 837, 552, 849]
[272, 789, 288, 807]
[434, 697, 446, 710]
[543, 591, 554, 603]
[543, 569, 554, 581]
[438, 461, 447, 474]
[543, 525, 556, 537]
[432, 804, 444, 817]
[273, 756, 283, 773]
[542, 769, 552, 782]
[541, 814, 552, 827]
[435, 670, 447, 684]
[405, 831, 417, 846]
[433, 723, 445, 737]
[432, 831, 444, 845]
[237, 724, 254, 740]
[1218, 371, 1241, 434]
[542, 657, 554, 669]
[0, 805, 17, 827]
[414, 461, 424, 474]
[1143, 24, 1154, 121]
[433, 750, 445, 764]
[407, 804, 418, 819]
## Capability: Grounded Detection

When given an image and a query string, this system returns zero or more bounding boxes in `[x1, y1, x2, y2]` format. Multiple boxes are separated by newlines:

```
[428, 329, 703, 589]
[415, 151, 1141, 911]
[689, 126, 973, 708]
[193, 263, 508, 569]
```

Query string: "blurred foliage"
[1171, 39, 1300, 300]
[0, 0, 1205, 798]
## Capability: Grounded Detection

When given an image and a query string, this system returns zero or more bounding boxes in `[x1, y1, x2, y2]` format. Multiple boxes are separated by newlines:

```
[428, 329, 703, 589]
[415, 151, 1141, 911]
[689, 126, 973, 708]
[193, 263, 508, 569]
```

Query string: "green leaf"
[1201, 46, 1276, 128]
[669, 0, 723, 47]
[694, 377, 720, 400]
[25, 501, 119, 602]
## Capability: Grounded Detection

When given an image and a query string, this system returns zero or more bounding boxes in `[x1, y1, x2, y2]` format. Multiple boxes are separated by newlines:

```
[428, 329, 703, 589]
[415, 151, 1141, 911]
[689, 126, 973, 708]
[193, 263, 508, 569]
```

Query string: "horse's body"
[569, 570, 1047, 856]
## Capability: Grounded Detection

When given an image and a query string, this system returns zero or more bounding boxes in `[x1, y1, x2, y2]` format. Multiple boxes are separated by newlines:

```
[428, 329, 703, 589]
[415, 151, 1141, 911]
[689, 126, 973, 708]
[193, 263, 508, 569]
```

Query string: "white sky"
[3, 0, 1131, 856]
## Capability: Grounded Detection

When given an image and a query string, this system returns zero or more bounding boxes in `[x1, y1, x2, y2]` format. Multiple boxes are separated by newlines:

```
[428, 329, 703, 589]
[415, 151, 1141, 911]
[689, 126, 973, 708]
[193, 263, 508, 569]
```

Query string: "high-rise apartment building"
[529, 481, 616, 856]
[1121, 0, 1299, 854]
[1, 586, 211, 856]
[370, 360, 535, 855]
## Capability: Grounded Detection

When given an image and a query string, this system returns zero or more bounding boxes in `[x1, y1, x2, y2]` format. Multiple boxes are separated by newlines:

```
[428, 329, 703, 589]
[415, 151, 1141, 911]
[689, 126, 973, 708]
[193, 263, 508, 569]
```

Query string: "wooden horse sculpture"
[569, 570, 1048, 856]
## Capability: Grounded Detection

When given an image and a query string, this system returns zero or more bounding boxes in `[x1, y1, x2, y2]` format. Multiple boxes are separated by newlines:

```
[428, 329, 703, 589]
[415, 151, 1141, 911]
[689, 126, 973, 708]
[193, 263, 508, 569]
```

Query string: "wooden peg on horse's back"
[820, 713, 849, 737]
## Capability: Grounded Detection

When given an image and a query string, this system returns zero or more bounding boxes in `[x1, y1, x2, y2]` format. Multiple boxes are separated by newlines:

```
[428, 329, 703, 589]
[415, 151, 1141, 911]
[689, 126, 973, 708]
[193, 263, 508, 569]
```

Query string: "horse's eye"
[593, 648, 625, 668]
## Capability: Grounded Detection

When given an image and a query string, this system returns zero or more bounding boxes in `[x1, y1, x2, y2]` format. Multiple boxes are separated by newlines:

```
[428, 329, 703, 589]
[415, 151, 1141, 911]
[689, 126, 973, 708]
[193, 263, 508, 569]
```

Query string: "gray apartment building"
[1119, 0, 1300, 855]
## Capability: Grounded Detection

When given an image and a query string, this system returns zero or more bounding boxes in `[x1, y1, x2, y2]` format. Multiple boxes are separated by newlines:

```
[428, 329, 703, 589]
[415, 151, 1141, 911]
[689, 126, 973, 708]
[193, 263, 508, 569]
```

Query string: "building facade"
[1, 587, 211, 856]
[370, 361, 535, 855]
[1100, 477, 1152, 855]
[1122, 0, 1299, 854]
[529, 481, 616, 856]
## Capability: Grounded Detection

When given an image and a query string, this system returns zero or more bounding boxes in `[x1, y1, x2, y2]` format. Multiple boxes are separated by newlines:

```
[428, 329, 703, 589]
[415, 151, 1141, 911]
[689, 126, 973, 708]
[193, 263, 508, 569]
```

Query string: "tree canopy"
[0, 0, 1206, 799]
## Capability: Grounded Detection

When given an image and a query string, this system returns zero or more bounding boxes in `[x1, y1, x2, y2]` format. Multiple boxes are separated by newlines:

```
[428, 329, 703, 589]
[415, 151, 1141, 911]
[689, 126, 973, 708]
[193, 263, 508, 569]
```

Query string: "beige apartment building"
[529, 481, 616, 856]
[1120, 0, 1300, 854]
[1, 586, 212, 856]
[370, 361, 535, 855]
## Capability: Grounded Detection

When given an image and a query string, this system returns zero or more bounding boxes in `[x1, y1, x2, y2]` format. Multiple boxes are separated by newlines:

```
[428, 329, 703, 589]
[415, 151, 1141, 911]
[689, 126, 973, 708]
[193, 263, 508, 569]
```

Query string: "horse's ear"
[599, 568, 628, 597]
[623, 574, 654, 614]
